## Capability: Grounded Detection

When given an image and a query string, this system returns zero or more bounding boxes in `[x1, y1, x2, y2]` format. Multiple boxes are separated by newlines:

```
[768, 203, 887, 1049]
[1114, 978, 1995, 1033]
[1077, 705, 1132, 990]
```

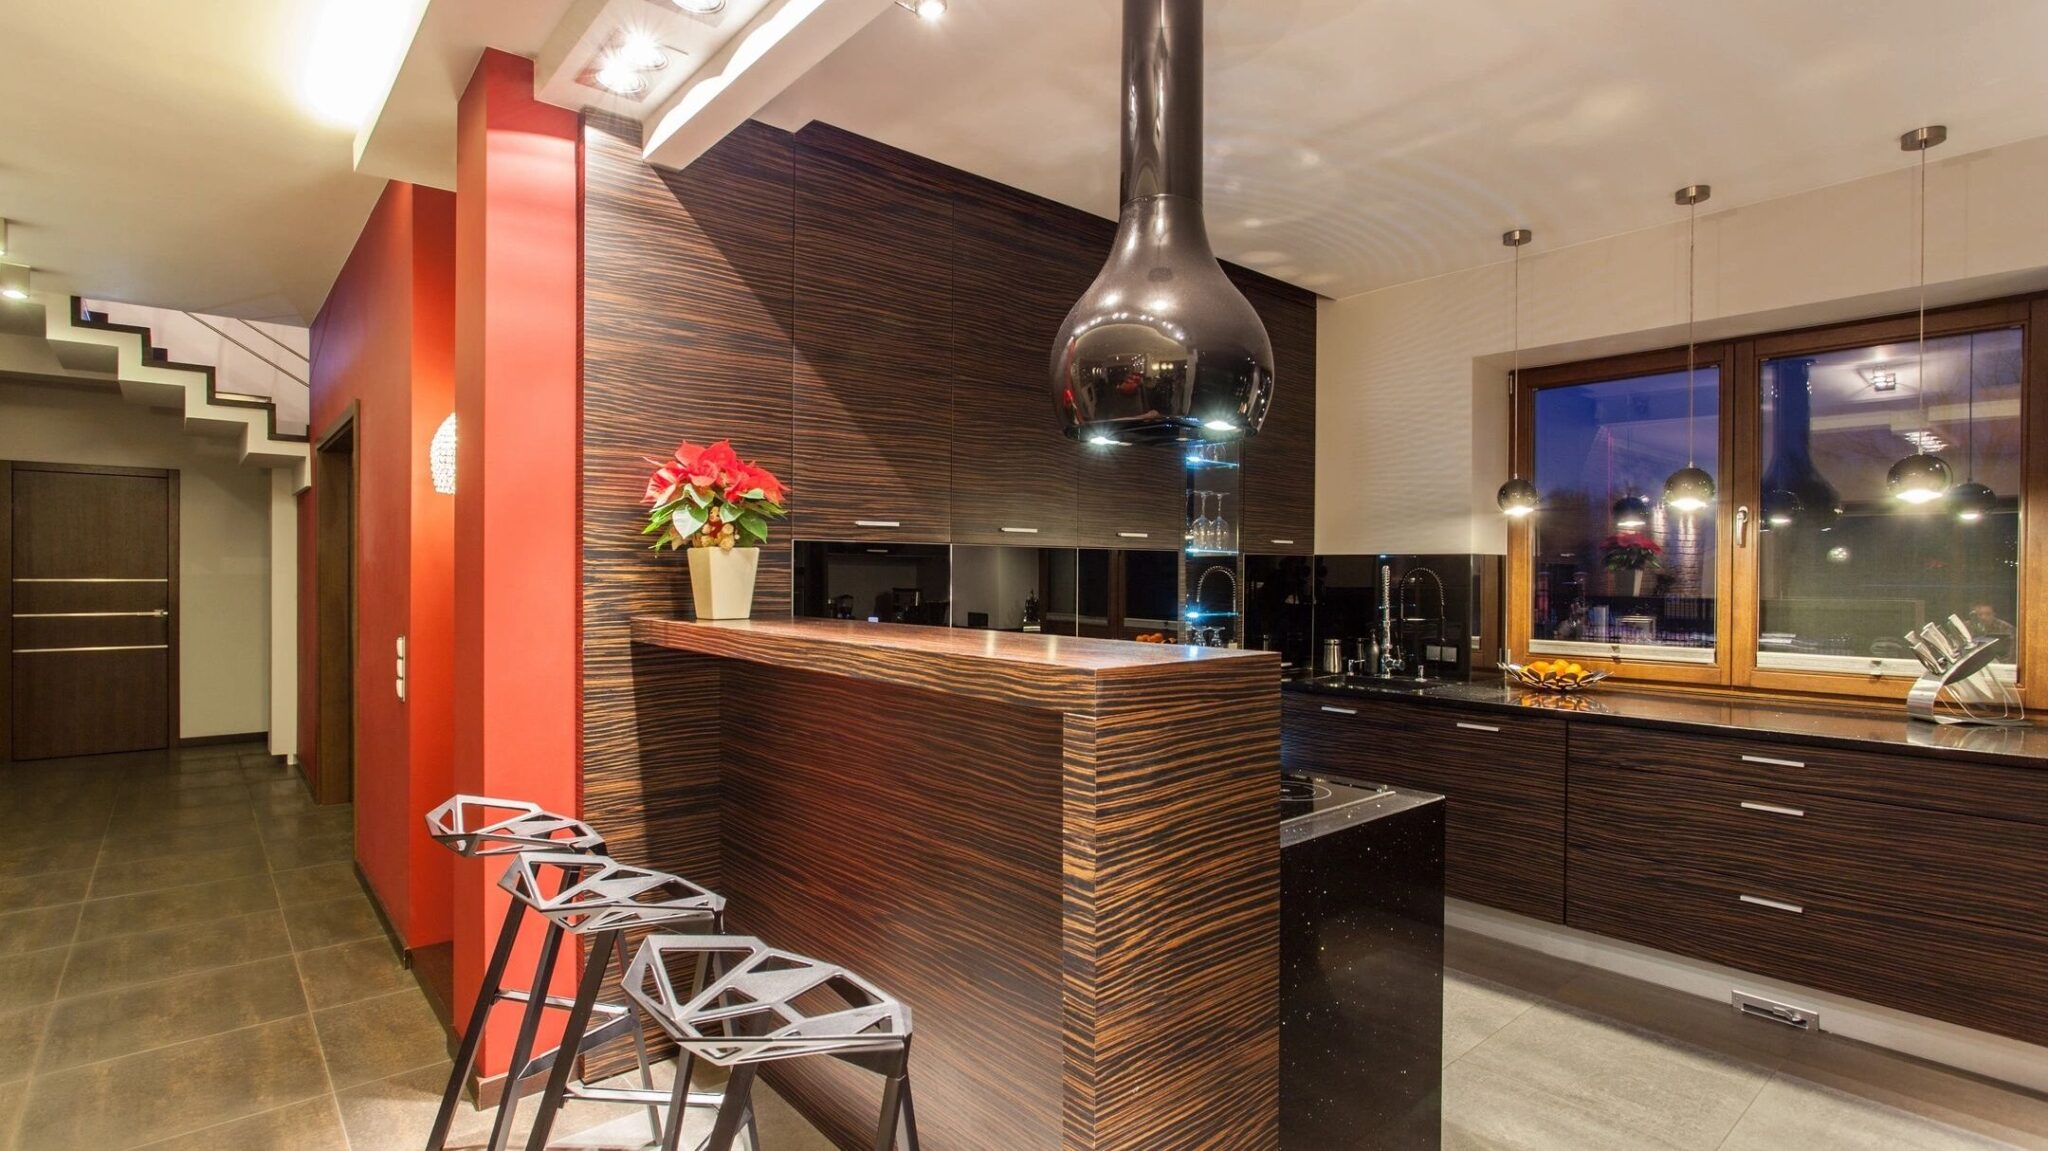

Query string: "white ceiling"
[759, 0, 2048, 299]
[8, 0, 2048, 324]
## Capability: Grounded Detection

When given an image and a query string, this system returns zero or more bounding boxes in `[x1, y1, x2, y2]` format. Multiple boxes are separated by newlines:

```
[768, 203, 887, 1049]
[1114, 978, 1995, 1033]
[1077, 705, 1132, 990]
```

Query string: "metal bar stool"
[625, 934, 920, 1151]
[424, 796, 612, 1151]
[502, 852, 726, 1151]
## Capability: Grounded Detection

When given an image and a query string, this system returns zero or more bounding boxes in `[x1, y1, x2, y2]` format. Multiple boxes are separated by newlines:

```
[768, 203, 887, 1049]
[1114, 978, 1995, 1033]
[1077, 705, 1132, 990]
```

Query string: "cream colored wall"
[1317, 132, 2048, 556]
[0, 378, 272, 738]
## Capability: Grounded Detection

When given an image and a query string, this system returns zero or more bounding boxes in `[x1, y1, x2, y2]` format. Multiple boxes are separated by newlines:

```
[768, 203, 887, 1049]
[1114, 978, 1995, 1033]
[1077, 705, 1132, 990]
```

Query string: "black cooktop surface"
[1280, 770, 1392, 822]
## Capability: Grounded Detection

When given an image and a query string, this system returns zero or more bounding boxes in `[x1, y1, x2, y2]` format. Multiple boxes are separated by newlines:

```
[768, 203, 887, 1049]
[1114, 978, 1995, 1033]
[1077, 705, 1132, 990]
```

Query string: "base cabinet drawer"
[1283, 694, 1565, 922]
[1569, 763, 2048, 939]
[1567, 847, 2048, 1047]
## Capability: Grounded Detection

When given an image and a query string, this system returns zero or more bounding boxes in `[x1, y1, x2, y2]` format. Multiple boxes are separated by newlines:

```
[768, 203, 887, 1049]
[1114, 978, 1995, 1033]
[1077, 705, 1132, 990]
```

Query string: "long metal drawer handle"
[1116, 531, 1151, 539]
[1740, 801, 1806, 818]
[1270, 539, 1296, 545]
[1456, 721, 1502, 733]
[1000, 526, 1040, 534]
[853, 520, 902, 528]
[1738, 894, 1804, 915]
[11, 577, 169, 583]
[13, 610, 169, 618]
[1740, 754, 1806, 770]
[1320, 705, 1358, 716]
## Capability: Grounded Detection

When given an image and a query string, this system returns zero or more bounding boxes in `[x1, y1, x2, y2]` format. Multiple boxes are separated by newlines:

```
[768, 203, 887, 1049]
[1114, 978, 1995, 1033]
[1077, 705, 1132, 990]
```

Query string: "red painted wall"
[452, 49, 583, 1077]
[304, 181, 458, 949]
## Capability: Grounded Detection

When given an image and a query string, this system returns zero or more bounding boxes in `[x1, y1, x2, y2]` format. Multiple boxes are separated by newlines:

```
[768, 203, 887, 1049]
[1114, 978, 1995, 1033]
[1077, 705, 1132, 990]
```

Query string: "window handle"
[1735, 504, 1751, 547]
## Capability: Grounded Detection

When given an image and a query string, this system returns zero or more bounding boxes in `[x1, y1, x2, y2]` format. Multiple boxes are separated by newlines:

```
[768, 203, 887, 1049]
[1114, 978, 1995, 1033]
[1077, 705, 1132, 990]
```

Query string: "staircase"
[39, 295, 311, 490]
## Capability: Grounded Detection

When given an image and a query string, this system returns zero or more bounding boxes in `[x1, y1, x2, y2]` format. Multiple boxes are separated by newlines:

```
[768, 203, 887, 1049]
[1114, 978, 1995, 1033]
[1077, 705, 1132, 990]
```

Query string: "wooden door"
[314, 422, 355, 805]
[6, 463, 177, 760]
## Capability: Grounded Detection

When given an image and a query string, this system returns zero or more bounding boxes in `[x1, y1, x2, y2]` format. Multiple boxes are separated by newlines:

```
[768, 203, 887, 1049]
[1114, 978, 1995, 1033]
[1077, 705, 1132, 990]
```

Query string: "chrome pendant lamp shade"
[1888, 125, 1953, 505]
[1612, 494, 1652, 531]
[1050, 0, 1274, 444]
[1497, 228, 1540, 518]
[1662, 185, 1716, 514]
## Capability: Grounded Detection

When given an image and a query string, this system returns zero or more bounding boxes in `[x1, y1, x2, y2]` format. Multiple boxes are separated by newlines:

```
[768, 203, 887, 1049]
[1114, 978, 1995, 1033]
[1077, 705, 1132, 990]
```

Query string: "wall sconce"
[0, 262, 29, 301]
[430, 413, 457, 494]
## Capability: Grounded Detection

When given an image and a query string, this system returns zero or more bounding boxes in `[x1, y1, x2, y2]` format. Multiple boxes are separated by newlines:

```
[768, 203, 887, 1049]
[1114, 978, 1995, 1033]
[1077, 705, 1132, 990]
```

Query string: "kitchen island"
[629, 617, 1282, 1151]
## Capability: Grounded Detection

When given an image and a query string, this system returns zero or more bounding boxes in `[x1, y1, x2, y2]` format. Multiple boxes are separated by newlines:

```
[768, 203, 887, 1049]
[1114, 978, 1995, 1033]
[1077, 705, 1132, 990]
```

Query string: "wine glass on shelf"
[1191, 491, 1212, 551]
[1211, 493, 1230, 552]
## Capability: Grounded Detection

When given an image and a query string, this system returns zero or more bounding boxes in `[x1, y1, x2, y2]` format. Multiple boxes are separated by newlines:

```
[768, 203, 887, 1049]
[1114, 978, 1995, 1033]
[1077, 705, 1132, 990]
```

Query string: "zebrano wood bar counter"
[629, 616, 1281, 1151]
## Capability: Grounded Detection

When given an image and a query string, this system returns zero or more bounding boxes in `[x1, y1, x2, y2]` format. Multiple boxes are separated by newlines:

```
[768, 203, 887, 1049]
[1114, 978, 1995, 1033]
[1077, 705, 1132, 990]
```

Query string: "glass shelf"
[1185, 547, 1238, 557]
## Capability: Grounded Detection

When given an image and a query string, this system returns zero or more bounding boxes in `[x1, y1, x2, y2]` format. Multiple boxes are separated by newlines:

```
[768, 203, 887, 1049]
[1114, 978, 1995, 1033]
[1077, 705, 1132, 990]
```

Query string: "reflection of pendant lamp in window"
[1496, 228, 1540, 518]
[1662, 185, 1716, 513]
[1887, 126, 1953, 504]
[1612, 494, 1651, 531]
[1951, 336, 1996, 522]
[1758, 357, 1843, 532]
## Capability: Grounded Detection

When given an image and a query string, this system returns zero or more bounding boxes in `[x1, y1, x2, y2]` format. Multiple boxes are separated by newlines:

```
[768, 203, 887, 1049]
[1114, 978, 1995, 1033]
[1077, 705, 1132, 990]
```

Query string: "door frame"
[2, 460, 181, 761]
[313, 406, 359, 806]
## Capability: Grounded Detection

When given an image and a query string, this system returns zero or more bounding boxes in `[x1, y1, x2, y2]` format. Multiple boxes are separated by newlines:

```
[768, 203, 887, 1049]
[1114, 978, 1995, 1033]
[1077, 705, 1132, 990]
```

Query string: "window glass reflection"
[1757, 329, 2021, 669]
[1530, 369, 1720, 658]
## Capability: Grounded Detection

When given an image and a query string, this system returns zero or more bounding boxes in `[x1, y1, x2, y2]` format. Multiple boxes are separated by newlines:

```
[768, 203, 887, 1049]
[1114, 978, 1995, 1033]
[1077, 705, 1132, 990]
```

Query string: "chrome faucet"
[1399, 567, 1447, 680]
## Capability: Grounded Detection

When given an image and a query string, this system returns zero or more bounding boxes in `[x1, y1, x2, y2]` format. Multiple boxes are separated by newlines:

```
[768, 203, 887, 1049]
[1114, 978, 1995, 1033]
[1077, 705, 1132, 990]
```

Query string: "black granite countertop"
[1284, 675, 2048, 769]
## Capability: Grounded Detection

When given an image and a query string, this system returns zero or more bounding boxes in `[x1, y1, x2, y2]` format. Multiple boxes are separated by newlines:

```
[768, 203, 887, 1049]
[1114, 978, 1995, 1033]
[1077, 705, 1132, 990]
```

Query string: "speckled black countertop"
[1284, 675, 2048, 768]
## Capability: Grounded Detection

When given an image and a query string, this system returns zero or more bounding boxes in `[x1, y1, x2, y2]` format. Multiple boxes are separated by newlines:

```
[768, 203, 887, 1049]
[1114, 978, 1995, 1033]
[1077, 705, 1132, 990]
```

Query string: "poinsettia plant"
[1601, 532, 1663, 572]
[642, 440, 789, 551]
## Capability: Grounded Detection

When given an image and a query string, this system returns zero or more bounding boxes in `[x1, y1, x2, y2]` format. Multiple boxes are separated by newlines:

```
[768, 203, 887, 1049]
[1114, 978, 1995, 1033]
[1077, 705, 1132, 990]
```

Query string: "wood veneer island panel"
[630, 617, 1282, 1151]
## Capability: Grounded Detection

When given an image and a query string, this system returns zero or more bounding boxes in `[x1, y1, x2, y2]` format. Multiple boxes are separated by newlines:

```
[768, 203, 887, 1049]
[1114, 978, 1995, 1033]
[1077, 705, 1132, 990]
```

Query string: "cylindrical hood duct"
[1050, 0, 1274, 444]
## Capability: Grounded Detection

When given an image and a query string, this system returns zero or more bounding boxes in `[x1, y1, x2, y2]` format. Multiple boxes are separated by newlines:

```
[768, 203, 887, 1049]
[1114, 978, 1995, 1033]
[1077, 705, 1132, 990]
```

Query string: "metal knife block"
[1905, 618, 2027, 727]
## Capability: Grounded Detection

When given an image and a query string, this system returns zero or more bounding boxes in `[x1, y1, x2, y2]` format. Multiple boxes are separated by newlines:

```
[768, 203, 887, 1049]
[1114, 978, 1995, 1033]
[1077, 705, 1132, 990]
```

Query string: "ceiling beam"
[641, 0, 895, 171]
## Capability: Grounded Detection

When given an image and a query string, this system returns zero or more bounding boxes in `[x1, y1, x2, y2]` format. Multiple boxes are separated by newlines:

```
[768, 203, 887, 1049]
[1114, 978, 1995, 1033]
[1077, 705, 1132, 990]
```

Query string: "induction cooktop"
[1279, 770, 1392, 822]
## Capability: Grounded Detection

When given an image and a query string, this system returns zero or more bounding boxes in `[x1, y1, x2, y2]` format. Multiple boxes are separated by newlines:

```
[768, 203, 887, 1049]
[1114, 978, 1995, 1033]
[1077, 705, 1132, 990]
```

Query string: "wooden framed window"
[1509, 293, 2044, 705]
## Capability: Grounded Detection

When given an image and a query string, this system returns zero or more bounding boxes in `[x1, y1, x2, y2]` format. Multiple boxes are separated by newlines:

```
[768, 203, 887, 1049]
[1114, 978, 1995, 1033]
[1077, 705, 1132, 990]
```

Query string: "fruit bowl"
[1506, 660, 1611, 693]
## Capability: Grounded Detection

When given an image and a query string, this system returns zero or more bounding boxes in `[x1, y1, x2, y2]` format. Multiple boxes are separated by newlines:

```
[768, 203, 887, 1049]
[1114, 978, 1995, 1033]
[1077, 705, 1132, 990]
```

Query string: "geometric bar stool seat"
[626, 934, 920, 1151]
[425, 793, 607, 857]
[495, 853, 727, 1151]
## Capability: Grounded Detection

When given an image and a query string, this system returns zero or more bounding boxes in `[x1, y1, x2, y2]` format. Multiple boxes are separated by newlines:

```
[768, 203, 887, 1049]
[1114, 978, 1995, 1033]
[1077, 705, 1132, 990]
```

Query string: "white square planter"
[687, 545, 760, 620]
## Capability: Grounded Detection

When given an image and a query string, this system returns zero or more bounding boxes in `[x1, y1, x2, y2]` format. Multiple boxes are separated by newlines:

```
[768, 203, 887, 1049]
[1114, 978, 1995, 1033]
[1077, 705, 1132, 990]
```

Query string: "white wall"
[0, 379, 272, 738]
[1317, 132, 2048, 556]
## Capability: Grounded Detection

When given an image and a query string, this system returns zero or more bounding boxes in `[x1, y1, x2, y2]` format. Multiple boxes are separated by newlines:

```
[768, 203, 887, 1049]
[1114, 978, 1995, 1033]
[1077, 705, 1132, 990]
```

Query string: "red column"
[453, 48, 581, 1082]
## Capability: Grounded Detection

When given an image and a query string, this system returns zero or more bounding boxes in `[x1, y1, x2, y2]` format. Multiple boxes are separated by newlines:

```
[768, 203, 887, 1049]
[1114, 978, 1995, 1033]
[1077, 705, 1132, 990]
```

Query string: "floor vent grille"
[1733, 990, 1816, 1030]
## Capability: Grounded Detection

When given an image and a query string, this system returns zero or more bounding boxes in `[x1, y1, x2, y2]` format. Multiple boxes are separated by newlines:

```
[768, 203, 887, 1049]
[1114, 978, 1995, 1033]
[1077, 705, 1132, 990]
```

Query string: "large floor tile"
[87, 842, 269, 899]
[0, 949, 67, 1013]
[0, 838, 100, 881]
[1722, 1075, 2023, 1151]
[272, 861, 363, 907]
[0, 1079, 24, 1151]
[60, 909, 292, 998]
[131, 1096, 349, 1151]
[116, 770, 246, 799]
[0, 903, 82, 957]
[73, 873, 278, 942]
[1455, 1002, 1769, 1151]
[37, 955, 307, 1073]
[13, 1015, 330, 1151]
[1443, 1056, 1695, 1151]
[313, 988, 451, 1089]
[259, 808, 354, 842]
[334, 1059, 665, 1151]
[296, 937, 414, 1010]
[281, 892, 383, 950]
[95, 820, 264, 865]
[0, 867, 91, 911]
[1775, 1039, 2048, 1150]
[0, 1006, 48, 1084]
[259, 830, 354, 871]
[1442, 971, 1537, 1067]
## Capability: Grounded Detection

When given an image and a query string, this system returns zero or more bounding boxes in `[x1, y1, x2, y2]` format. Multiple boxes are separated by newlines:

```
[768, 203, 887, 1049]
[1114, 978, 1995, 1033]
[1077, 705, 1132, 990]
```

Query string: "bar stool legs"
[427, 895, 527, 1151]
[873, 1040, 918, 1151]
[486, 921, 567, 1151]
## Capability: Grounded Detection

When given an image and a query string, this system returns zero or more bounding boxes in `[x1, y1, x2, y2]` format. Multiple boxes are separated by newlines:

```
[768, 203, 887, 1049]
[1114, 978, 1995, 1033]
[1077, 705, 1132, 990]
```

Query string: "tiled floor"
[0, 742, 832, 1151]
[12, 743, 2048, 1150]
[1444, 929, 2048, 1151]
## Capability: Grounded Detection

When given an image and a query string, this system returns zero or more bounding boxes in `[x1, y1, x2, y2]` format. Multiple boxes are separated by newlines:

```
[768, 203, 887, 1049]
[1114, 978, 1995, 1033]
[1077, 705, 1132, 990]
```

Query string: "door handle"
[1000, 526, 1040, 534]
[1738, 894, 1804, 915]
[1740, 754, 1806, 770]
[1116, 531, 1150, 539]
[1319, 705, 1358, 716]
[1735, 504, 1751, 547]
[853, 520, 902, 529]
[1455, 721, 1502, 734]
[1739, 800, 1806, 818]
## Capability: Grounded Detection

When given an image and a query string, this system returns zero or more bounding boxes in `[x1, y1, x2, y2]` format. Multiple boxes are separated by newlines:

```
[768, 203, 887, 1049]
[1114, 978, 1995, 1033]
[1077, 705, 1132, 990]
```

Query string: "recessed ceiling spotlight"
[0, 262, 29, 301]
[672, 0, 724, 11]
[895, 0, 947, 19]
[616, 30, 668, 72]
[594, 55, 649, 96]
[1865, 370, 1899, 392]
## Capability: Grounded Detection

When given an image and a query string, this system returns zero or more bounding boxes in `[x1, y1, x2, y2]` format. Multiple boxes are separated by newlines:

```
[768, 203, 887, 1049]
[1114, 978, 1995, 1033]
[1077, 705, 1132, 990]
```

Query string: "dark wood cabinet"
[791, 127, 955, 542]
[1282, 694, 1566, 921]
[947, 187, 1109, 546]
[1236, 276, 1317, 555]
[1076, 444, 1186, 549]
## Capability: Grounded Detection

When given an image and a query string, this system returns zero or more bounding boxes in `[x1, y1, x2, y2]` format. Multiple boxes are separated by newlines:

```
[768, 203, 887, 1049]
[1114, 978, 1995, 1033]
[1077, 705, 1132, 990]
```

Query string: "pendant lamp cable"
[1915, 142, 1929, 448]
[1966, 336, 1976, 481]
[1685, 196, 1697, 468]
[1511, 238, 1522, 479]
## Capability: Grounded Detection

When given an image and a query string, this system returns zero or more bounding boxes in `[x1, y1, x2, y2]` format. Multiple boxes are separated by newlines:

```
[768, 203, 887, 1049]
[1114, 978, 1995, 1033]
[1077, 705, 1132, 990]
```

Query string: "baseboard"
[178, 731, 269, 747]
[351, 861, 408, 969]
[1446, 899, 2048, 1094]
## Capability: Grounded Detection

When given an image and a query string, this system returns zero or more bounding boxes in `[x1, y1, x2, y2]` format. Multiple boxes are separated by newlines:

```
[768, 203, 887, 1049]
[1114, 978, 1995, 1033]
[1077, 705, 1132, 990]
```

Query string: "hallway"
[0, 742, 827, 1151]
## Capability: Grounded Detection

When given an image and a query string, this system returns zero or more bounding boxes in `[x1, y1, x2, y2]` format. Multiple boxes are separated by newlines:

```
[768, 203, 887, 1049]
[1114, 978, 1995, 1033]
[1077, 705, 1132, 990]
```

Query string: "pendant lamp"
[1663, 185, 1716, 513]
[1496, 228, 1540, 518]
[1952, 335, 1996, 522]
[1612, 494, 1652, 531]
[1887, 126, 1953, 505]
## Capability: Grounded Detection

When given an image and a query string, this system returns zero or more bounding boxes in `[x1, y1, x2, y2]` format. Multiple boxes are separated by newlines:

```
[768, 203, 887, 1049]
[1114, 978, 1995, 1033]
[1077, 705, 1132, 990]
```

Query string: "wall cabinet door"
[1077, 446, 1186, 549]
[1237, 276, 1316, 555]
[792, 127, 954, 542]
[948, 189, 1108, 546]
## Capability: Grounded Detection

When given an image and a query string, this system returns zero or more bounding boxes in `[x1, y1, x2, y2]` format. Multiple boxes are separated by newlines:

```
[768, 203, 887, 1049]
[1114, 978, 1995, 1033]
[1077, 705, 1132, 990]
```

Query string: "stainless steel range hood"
[1049, 0, 1274, 445]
